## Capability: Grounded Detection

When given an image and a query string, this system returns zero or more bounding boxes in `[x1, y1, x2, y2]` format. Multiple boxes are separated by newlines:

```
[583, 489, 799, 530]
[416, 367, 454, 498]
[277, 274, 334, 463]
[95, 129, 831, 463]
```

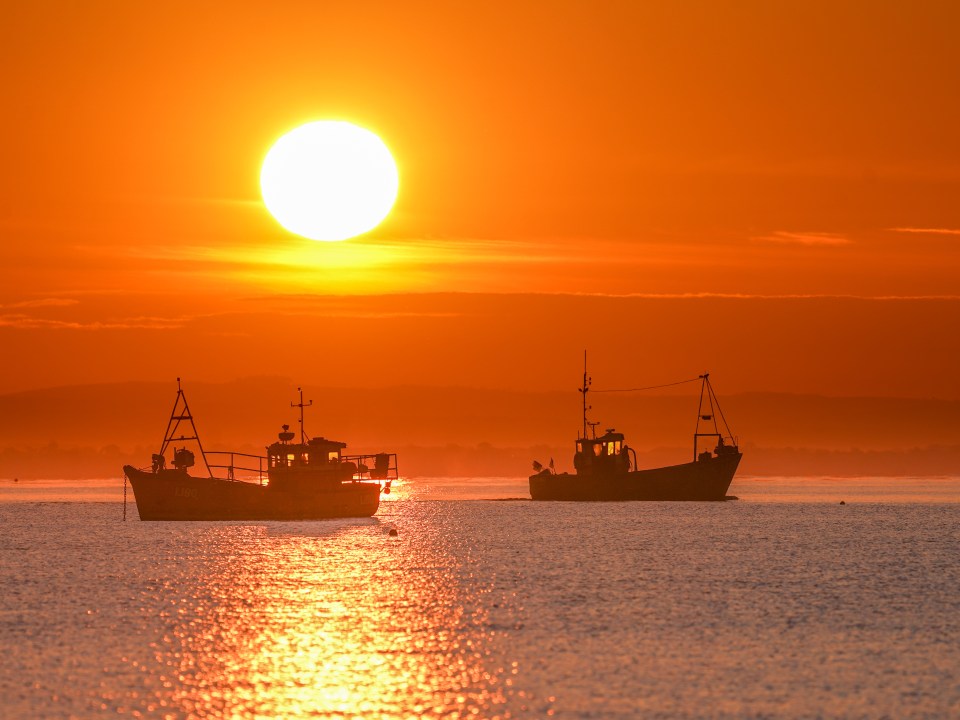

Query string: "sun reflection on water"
[134, 517, 520, 719]
[6, 499, 960, 718]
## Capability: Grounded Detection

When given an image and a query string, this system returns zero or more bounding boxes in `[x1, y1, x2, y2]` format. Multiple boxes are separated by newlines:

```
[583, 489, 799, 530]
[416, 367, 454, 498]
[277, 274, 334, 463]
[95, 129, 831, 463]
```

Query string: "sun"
[260, 121, 399, 242]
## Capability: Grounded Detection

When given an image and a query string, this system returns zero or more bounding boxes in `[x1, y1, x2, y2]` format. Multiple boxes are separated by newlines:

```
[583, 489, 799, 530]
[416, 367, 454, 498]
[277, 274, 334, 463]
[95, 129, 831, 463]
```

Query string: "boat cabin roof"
[267, 436, 347, 455]
[579, 430, 624, 445]
[308, 436, 347, 450]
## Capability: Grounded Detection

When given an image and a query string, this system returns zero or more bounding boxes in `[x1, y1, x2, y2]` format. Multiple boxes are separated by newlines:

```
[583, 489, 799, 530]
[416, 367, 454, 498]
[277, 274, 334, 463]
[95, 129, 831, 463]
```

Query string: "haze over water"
[2, 478, 959, 719]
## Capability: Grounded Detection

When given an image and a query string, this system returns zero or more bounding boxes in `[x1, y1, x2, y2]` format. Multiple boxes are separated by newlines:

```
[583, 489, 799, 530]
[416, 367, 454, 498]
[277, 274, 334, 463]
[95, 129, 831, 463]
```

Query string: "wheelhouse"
[268, 436, 347, 469]
[574, 429, 631, 475]
[576, 430, 625, 459]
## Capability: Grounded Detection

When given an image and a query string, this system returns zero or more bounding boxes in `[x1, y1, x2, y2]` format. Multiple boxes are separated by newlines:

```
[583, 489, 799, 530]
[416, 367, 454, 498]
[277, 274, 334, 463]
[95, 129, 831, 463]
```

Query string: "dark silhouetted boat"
[123, 381, 398, 520]
[530, 356, 741, 501]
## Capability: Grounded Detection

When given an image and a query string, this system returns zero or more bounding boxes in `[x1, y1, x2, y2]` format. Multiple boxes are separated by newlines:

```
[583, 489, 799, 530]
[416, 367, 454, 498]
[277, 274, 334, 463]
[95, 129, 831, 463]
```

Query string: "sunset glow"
[1, 2, 959, 469]
[4, 4, 960, 719]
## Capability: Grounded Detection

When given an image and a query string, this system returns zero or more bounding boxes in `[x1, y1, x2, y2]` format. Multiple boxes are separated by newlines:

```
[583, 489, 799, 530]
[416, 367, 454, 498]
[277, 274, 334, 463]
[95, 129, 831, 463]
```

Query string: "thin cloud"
[107, 236, 727, 279]
[296, 310, 461, 319]
[236, 294, 462, 319]
[0, 314, 185, 330]
[753, 231, 852, 246]
[0, 298, 80, 309]
[249, 290, 960, 302]
[888, 227, 960, 236]
[628, 293, 960, 301]
[509, 291, 960, 301]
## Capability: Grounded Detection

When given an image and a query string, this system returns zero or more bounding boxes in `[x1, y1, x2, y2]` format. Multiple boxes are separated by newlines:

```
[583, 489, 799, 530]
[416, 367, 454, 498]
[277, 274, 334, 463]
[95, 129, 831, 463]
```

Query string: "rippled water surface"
[2, 478, 959, 719]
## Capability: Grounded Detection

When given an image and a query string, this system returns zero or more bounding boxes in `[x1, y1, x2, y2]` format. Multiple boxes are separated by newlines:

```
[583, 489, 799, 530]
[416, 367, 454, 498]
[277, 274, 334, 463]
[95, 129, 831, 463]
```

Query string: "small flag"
[532, 460, 543, 472]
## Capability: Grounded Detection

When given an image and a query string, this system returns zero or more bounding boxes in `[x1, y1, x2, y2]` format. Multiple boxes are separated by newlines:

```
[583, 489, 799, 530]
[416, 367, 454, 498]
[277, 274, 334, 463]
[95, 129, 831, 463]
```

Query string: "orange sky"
[2, 1, 960, 399]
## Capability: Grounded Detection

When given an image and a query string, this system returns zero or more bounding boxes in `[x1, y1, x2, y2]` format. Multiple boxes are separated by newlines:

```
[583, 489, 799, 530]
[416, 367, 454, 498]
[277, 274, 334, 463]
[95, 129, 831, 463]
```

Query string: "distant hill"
[1, 378, 958, 478]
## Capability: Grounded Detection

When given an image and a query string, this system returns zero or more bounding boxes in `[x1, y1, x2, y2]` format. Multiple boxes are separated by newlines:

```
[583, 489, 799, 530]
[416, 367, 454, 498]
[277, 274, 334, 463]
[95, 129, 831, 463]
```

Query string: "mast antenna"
[578, 350, 593, 439]
[291, 387, 313, 444]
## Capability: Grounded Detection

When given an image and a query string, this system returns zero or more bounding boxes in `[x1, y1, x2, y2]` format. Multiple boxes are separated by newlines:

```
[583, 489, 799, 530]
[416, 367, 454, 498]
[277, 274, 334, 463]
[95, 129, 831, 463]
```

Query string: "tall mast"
[291, 387, 313, 444]
[158, 378, 212, 477]
[692, 373, 736, 460]
[579, 350, 592, 439]
[694, 373, 708, 461]
[706, 374, 734, 441]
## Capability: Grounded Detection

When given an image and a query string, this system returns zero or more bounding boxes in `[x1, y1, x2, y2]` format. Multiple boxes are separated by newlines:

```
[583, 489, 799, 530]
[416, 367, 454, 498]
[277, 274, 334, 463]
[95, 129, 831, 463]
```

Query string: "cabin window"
[270, 455, 278, 468]
[593, 443, 602, 456]
[328, 450, 339, 462]
[576, 442, 583, 453]
[302, 453, 309, 464]
[286, 453, 295, 466]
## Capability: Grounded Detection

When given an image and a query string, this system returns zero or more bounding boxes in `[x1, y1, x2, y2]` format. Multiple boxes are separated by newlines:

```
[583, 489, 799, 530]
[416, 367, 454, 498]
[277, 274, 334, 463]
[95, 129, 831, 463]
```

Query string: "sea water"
[1, 478, 958, 719]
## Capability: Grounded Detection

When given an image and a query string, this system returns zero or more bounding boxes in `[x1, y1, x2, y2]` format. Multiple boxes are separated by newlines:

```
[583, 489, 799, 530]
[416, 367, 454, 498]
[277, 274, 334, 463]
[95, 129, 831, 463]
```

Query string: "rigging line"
[592, 377, 702, 393]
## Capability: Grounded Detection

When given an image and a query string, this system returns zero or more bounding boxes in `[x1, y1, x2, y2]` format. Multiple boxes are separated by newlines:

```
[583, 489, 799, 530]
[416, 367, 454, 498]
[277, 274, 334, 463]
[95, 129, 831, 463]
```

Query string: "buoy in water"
[839, 500, 846, 505]
[388, 528, 399, 537]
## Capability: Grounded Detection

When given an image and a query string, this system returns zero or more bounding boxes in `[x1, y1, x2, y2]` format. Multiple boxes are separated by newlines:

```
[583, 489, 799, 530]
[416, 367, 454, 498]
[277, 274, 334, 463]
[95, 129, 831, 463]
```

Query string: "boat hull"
[123, 466, 381, 520]
[529, 452, 741, 501]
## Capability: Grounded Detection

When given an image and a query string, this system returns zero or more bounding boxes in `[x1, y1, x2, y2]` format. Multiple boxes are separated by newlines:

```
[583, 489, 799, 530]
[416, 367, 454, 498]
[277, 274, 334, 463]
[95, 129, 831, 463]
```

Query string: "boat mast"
[158, 378, 213, 477]
[579, 350, 594, 439]
[693, 373, 708, 461]
[693, 373, 736, 460]
[706, 374, 735, 441]
[291, 387, 313, 444]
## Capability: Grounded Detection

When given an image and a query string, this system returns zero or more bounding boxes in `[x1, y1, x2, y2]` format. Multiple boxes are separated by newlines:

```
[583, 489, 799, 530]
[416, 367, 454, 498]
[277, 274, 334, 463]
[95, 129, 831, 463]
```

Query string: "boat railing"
[204, 450, 400, 486]
[344, 452, 400, 484]
[206, 450, 268, 484]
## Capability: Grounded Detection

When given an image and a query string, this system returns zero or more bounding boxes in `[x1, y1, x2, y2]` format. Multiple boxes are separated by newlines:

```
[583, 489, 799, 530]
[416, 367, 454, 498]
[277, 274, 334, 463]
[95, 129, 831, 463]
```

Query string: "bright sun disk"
[260, 121, 398, 242]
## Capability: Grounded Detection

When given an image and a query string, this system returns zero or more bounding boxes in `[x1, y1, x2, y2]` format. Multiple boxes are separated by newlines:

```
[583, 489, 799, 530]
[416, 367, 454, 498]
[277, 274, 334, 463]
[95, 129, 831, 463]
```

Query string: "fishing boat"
[529, 357, 741, 501]
[123, 380, 398, 520]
